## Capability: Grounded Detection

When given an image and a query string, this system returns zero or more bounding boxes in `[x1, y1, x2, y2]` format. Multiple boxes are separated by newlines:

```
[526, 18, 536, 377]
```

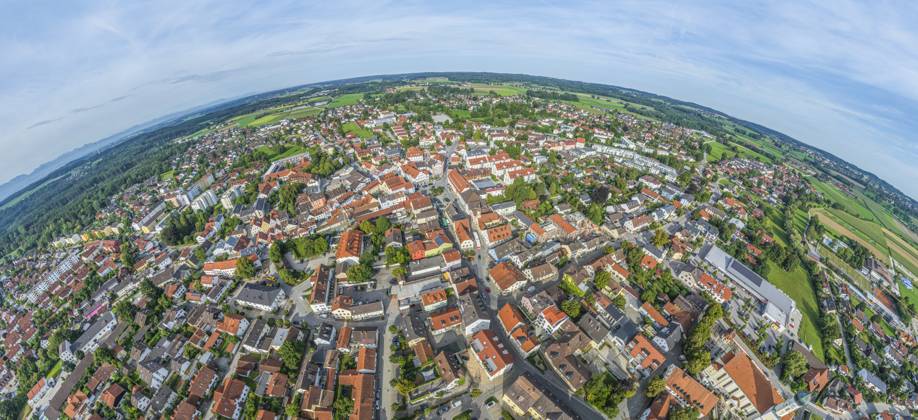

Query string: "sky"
[2, 0, 917, 198]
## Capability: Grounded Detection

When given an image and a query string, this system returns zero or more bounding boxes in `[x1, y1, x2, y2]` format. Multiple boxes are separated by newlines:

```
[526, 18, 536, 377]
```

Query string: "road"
[379, 294, 401, 420]
[44, 320, 128, 418]
[490, 306, 606, 420]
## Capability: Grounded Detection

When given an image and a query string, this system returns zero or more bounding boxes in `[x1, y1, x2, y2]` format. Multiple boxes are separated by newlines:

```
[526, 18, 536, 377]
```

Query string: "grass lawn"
[861, 305, 896, 337]
[898, 278, 918, 312]
[232, 112, 262, 127]
[705, 141, 729, 162]
[46, 360, 62, 379]
[733, 132, 786, 160]
[448, 108, 471, 120]
[342, 121, 373, 139]
[562, 93, 656, 120]
[160, 169, 175, 181]
[734, 142, 773, 163]
[766, 260, 824, 360]
[255, 144, 307, 161]
[273, 145, 307, 160]
[18, 407, 30, 420]
[764, 214, 790, 247]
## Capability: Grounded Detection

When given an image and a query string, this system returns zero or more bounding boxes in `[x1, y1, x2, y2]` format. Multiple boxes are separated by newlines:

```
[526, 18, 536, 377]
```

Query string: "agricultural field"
[766, 260, 824, 359]
[806, 174, 918, 277]
[467, 83, 526, 96]
[704, 139, 773, 163]
[561, 93, 657, 120]
[812, 208, 918, 276]
[791, 208, 809, 236]
[819, 244, 872, 291]
[808, 177, 876, 221]
[232, 93, 364, 127]
[326, 93, 364, 108]
[811, 208, 886, 259]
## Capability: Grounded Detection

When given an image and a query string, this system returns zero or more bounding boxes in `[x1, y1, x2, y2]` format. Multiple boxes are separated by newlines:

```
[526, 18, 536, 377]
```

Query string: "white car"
[452, 400, 462, 408]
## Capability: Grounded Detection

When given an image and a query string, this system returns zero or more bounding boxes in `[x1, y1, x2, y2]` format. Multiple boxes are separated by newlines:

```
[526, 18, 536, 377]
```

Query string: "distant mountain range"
[0, 96, 242, 204]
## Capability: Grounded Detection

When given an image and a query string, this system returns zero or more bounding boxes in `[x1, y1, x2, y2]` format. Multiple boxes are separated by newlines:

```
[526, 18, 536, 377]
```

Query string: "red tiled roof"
[719, 351, 784, 414]
[497, 303, 525, 332]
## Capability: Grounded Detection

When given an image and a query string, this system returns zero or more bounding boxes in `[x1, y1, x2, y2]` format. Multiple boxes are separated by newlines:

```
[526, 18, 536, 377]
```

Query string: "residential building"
[469, 329, 513, 381]
[701, 351, 785, 418]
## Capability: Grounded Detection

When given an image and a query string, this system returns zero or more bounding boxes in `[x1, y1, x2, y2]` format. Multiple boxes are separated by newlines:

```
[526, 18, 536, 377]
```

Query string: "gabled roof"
[719, 351, 784, 414]
[498, 303, 525, 332]
[664, 366, 717, 417]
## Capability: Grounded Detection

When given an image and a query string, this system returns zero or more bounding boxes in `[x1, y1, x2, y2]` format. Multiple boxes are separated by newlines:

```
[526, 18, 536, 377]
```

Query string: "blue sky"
[2, 0, 917, 198]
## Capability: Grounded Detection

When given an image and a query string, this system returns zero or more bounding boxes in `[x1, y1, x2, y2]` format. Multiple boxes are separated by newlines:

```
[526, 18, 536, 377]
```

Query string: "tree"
[332, 394, 354, 420]
[0, 396, 26, 420]
[278, 340, 304, 371]
[594, 270, 612, 290]
[669, 406, 700, 420]
[120, 242, 135, 269]
[374, 217, 391, 234]
[652, 228, 669, 248]
[561, 299, 582, 319]
[236, 257, 255, 279]
[685, 350, 711, 375]
[385, 246, 410, 267]
[194, 247, 206, 261]
[684, 304, 722, 375]
[140, 279, 162, 301]
[113, 300, 133, 322]
[346, 263, 373, 284]
[359, 220, 375, 235]
[781, 351, 808, 381]
[587, 203, 604, 225]
[269, 242, 284, 265]
[646, 376, 666, 398]
[579, 372, 630, 418]
[393, 378, 416, 396]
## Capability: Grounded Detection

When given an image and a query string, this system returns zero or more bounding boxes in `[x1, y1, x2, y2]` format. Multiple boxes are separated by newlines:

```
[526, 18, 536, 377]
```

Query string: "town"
[1, 80, 916, 420]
